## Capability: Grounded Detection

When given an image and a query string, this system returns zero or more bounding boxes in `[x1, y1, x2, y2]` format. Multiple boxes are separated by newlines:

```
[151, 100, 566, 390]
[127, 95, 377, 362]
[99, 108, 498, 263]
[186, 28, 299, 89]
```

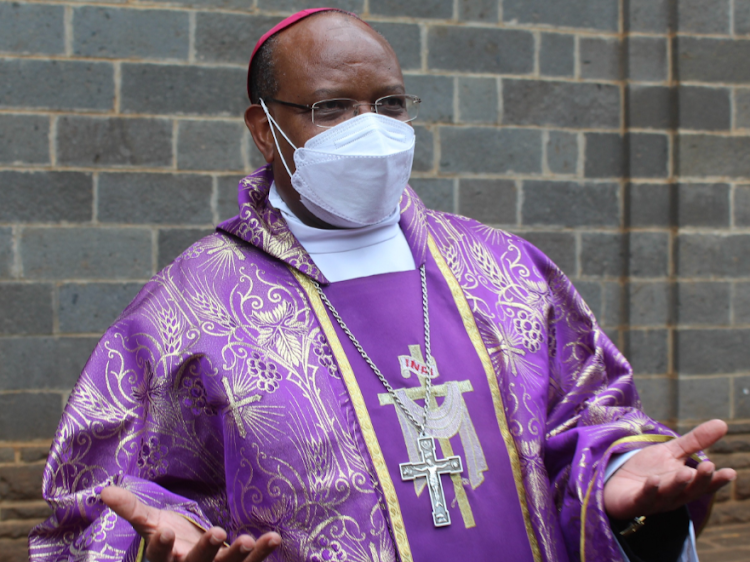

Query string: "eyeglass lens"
[312, 95, 420, 127]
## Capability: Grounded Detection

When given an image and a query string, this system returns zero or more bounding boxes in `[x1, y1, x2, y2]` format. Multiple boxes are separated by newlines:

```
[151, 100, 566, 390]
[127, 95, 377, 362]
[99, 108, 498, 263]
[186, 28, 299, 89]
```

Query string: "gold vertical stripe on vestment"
[293, 269, 414, 562]
[579, 433, 674, 562]
[427, 235, 542, 562]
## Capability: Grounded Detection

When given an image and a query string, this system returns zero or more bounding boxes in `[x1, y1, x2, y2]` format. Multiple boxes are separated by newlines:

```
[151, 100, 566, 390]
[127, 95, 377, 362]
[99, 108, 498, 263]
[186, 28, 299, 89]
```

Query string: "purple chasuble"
[30, 165, 715, 562]
[321, 258, 536, 562]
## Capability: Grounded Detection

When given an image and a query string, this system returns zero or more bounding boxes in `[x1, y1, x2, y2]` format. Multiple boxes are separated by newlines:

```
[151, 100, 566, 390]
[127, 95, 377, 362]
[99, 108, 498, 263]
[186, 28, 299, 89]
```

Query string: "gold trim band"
[292, 269, 413, 562]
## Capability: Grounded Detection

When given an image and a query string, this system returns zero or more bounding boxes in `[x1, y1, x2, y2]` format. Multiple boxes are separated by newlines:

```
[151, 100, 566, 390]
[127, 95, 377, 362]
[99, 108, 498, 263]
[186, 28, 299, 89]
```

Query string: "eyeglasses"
[263, 94, 421, 128]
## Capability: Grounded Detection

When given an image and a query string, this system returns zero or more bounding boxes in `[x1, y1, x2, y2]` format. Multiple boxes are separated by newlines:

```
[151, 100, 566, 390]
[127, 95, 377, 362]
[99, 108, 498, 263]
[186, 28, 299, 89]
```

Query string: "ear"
[245, 104, 275, 163]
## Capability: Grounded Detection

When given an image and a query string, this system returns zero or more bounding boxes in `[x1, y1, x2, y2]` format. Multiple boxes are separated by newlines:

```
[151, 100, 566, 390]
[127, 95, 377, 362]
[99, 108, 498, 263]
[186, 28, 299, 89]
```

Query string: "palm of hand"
[603, 419, 736, 521]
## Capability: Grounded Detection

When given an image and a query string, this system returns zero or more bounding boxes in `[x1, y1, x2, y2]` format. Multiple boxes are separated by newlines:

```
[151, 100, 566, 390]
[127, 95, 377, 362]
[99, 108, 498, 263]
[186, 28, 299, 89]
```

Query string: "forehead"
[273, 14, 403, 98]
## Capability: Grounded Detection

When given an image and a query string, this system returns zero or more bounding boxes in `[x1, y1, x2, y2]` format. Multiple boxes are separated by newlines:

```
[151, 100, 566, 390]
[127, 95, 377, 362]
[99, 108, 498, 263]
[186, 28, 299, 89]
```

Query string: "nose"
[353, 102, 377, 116]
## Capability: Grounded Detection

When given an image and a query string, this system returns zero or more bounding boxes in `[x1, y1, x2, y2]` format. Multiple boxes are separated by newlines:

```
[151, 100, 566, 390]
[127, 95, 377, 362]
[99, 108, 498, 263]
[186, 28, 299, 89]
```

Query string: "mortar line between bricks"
[731, 0, 737, 37]
[63, 5, 73, 57]
[211, 175, 219, 226]
[51, 283, 60, 336]
[113, 61, 121, 114]
[151, 228, 158, 275]
[171, 120, 178, 170]
[0, 279, 152, 285]
[188, 10, 196, 64]
[0, 222, 217, 230]
[48, 115, 57, 167]
[92, 172, 99, 224]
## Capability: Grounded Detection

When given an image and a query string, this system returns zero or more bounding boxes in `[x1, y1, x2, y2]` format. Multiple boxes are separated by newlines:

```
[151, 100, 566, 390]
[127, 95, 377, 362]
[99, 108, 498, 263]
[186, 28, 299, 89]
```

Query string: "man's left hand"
[603, 419, 736, 520]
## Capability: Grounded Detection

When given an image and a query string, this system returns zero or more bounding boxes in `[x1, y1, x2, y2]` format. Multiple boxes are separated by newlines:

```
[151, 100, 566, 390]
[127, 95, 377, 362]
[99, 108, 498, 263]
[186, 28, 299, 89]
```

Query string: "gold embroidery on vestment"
[293, 269, 414, 562]
[428, 234, 543, 562]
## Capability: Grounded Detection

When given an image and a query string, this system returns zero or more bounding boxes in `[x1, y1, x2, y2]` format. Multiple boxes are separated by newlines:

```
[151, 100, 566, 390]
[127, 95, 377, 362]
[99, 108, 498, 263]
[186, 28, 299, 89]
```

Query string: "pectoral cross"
[400, 436, 463, 527]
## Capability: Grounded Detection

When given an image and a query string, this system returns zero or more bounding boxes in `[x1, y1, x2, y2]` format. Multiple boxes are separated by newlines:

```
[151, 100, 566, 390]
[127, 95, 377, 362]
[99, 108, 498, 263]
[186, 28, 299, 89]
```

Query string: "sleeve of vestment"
[519, 239, 712, 562]
[28, 273, 228, 561]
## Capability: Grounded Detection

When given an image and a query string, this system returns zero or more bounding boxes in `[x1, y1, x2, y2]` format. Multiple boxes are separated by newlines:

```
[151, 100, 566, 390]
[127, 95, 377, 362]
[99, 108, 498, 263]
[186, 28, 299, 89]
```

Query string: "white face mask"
[261, 99, 416, 228]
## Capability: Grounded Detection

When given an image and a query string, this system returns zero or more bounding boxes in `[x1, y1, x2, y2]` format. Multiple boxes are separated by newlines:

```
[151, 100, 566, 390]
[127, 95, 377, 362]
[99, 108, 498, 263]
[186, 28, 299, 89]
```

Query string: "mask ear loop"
[260, 98, 298, 180]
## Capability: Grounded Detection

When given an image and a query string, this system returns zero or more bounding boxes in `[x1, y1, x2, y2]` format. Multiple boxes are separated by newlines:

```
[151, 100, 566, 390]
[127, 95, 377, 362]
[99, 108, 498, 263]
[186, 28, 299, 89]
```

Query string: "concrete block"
[121, 63, 246, 117]
[677, 183, 730, 227]
[0, 171, 92, 223]
[628, 0, 672, 33]
[678, 234, 750, 277]
[678, 87, 731, 131]
[677, 134, 750, 178]
[0, 336, 98, 390]
[408, 178, 454, 213]
[736, 89, 750, 129]
[571, 280, 602, 319]
[628, 183, 672, 227]
[428, 27, 534, 74]
[458, 0, 498, 22]
[0, 284, 53, 336]
[676, 329, 750, 374]
[628, 37, 668, 82]
[627, 330, 669, 375]
[602, 281, 625, 327]
[0, 3, 64, 55]
[20, 227, 152, 280]
[540, 33, 575, 78]
[736, 0, 750, 34]
[580, 233, 625, 277]
[503, 80, 621, 129]
[195, 13, 278, 65]
[630, 282, 671, 326]
[634, 376, 675, 420]
[0, 115, 49, 165]
[177, 120, 245, 171]
[0, 60, 113, 111]
[630, 133, 669, 179]
[217, 175, 246, 222]
[580, 37, 621, 81]
[677, 37, 750, 84]
[678, 377, 731, 420]
[98, 173, 213, 225]
[59, 283, 142, 334]
[522, 232, 576, 275]
[734, 185, 750, 226]
[457, 179, 516, 225]
[57, 117, 172, 168]
[522, 181, 620, 227]
[734, 376, 750, 418]
[546, 131, 578, 175]
[368, 22, 421, 71]
[458, 77, 498, 124]
[19, 448, 51, 464]
[158, 228, 213, 270]
[628, 86, 672, 130]
[0, 229, 11, 279]
[0, 394, 61, 442]
[678, 282, 731, 325]
[404, 75, 453, 123]
[73, 7, 188, 60]
[370, 0, 452, 19]
[677, 0, 730, 34]
[733, 282, 750, 324]
[503, 0, 619, 31]
[439, 127, 541, 174]
[629, 232, 669, 278]
[413, 125, 434, 172]
[584, 133, 624, 178]
[257, 0, 364, 11]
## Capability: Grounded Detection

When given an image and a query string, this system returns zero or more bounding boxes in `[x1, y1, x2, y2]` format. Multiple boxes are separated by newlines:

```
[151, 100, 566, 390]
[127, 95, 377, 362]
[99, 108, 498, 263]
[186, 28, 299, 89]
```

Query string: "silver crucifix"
[399, 435, 463, 527]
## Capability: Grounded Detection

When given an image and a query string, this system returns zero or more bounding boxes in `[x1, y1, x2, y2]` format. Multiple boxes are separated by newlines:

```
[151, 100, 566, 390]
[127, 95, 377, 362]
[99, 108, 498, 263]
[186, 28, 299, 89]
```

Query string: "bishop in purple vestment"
[30, 8, 734, 562]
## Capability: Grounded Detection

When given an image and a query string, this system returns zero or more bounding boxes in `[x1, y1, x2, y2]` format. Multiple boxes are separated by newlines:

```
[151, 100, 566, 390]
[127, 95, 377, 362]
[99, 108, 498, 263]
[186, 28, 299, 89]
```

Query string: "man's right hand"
[100, 486, 281, 562]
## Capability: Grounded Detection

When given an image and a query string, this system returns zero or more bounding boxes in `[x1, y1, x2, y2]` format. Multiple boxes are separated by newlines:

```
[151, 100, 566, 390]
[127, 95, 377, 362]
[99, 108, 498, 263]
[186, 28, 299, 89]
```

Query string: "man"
[30, 8, 734, 562]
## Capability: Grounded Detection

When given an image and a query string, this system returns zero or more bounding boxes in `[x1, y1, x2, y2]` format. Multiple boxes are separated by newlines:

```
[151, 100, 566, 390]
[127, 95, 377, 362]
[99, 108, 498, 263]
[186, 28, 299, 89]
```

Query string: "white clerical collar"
[268, 183, 416, 282]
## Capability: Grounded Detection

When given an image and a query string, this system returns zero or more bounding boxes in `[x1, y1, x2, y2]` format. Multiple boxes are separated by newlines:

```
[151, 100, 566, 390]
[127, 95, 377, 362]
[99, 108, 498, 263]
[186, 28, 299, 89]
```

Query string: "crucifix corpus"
[400, 435, 463, 526]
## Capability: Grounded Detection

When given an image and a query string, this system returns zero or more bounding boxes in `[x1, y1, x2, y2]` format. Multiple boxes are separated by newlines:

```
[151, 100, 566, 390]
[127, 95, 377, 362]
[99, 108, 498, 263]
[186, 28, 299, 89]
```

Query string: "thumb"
[101, 485, 158, 535]
[665, 419, 728, 460]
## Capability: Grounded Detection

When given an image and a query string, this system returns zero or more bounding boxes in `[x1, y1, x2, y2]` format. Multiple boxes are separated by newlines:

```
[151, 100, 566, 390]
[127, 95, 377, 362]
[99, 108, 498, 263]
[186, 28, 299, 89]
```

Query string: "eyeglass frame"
[262, 94, 421, 128]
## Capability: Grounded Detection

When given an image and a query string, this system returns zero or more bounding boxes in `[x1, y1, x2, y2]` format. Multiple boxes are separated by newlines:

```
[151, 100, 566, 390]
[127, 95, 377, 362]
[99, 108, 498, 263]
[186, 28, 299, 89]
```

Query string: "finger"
[244, 532, 281, 562]
[185, 527, 227, 562]
[100, 486, 159, 534]
[145, 528, 176, 562]
[215, 535, 257, 562]
[665, 419, 728, 460]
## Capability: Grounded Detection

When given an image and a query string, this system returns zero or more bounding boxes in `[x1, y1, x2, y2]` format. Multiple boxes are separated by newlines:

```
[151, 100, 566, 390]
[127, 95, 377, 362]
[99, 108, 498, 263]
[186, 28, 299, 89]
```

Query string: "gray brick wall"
[3, 0, 750, 548]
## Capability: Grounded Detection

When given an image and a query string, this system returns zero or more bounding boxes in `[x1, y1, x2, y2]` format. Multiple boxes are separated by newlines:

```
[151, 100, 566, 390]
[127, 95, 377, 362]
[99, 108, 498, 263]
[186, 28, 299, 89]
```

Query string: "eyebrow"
[308, 84, 406, 99]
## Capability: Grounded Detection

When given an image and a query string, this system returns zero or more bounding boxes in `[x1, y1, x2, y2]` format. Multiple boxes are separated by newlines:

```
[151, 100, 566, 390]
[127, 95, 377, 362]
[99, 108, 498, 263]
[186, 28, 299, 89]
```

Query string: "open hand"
[603, 419, 736, 520]
[101, 486, 281, 562]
